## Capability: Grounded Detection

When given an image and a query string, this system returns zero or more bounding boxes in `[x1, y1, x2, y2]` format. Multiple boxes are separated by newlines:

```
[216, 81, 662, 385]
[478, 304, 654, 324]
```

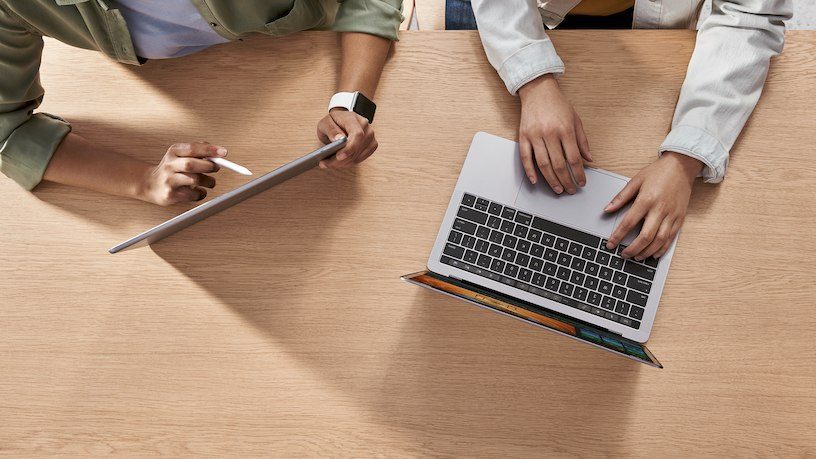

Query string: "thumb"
[317, 114, 346, 145]
[604, 178, 640, 213]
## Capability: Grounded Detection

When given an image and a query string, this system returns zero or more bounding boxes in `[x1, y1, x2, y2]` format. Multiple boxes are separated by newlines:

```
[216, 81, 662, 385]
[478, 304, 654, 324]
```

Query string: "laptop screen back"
[403, 271, 661, 368]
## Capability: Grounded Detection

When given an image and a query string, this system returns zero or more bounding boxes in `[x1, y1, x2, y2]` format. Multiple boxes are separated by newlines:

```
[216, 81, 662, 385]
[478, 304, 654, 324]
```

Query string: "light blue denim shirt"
[470, 0, 793, 183]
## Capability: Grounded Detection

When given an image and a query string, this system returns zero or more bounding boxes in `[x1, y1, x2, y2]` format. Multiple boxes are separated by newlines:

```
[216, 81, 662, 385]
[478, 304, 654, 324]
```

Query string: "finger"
[531, 138, 562, 194]
[574, 115, 592, 162]
[356, 139, 378, 164]
[654, 219, 683, 259]
[604, 177, 641, 213]
[544, 136, 575, 194]
[331, 111, 366, 163]
[607, 201, 648, 249]
[169, 142, 226, 159]
[634, 216, 674, 260]
[621, 209, 664, 259]
[169, 172, 216, 189]
[562, 131, 586, 187]
[170, 156, 219, 174]
[519, 139, 538, 184]
[317, 114, 345, 145]
[172, 186, 207, 203]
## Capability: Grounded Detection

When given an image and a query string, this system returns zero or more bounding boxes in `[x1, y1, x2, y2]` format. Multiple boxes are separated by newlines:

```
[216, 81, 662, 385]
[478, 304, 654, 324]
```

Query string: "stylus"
[209, 157, 253, 176]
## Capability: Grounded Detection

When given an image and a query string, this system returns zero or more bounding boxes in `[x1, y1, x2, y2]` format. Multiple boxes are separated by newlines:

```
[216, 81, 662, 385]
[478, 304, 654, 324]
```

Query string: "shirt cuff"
[498, 40, 565, 95]
[659, 125, 728, 184]
[0, 113, 71, 190]
[332, 0, 404, 42]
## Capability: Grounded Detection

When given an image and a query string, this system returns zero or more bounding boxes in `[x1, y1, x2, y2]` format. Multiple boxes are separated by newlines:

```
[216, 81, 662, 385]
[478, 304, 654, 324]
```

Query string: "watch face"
[353, 93, 377, 123]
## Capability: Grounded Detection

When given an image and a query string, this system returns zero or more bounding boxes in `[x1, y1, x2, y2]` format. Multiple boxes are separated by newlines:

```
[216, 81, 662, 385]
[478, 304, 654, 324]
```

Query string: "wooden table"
[2, 30, 815, 456]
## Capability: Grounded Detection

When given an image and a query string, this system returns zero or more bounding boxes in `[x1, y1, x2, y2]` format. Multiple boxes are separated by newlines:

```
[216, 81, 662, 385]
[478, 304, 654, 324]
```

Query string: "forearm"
[42, 132, 151, 199]
[336, 32, 392, 97]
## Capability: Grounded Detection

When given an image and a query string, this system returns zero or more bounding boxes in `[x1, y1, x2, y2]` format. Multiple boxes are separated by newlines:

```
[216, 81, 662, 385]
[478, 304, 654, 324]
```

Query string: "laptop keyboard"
[440, 193, 659, 330]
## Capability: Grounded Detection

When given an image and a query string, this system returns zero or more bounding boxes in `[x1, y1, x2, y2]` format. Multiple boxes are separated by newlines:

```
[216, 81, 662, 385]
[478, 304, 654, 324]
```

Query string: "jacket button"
[210, 22, 218, 27]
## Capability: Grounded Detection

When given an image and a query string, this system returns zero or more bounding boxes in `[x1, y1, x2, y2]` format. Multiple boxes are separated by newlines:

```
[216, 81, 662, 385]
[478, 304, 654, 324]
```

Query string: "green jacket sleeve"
[0, 4, 71, 191]
[332, 0, 403, 41]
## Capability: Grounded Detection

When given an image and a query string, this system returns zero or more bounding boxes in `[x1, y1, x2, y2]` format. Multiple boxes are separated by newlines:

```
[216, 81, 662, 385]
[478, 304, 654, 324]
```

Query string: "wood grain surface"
[1, 30, 815, 456]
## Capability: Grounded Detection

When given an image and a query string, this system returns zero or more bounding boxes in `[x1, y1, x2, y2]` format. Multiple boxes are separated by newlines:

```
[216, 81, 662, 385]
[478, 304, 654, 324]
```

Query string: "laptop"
[403, 132, 678, 367]
[109, 137, 347, 253]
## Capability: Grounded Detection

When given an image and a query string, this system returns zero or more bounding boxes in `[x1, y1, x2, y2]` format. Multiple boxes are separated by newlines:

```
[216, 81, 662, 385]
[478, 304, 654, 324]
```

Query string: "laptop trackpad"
[514, 168, 627, 239]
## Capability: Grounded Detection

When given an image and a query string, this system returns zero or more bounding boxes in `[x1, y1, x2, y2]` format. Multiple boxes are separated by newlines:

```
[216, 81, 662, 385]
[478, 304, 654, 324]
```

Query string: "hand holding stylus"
[138, 142, 224, 206]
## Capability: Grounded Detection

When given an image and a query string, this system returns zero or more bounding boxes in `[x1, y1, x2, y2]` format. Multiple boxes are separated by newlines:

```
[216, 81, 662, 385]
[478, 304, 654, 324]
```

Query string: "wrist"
[132, 162, 156, 203]
[518, 73, 558, 100]
[662, 151, 704, 181]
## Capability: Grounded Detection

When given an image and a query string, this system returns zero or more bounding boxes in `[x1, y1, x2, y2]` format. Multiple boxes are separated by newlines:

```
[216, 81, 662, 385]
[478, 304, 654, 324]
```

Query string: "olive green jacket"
[0, 0, 402, 190]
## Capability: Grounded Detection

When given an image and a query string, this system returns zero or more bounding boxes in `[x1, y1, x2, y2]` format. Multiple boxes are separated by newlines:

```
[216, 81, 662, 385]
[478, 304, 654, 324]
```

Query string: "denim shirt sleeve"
[471, 0, 564, 95]
[0, 5, 71, 190]
[332, 0, 404, 41]
[659, 0, 792, 183]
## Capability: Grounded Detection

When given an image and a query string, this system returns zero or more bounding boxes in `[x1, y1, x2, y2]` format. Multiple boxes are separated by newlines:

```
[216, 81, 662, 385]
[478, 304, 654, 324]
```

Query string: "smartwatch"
[328, 91, 376, 124]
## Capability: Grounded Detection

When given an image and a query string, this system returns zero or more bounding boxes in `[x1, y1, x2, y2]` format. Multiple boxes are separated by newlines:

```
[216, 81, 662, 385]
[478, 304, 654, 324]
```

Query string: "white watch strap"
[328, 91, 357, 112]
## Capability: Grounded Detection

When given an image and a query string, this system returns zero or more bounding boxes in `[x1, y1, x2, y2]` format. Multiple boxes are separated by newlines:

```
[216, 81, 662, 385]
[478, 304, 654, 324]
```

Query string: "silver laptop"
[403, 132, 678, 367]
[109, 137, 347, 253]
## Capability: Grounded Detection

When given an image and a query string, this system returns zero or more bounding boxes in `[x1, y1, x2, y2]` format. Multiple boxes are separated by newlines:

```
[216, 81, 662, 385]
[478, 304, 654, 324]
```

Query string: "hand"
[137, 142, 223, 206]
[316, 109, 377, 169]
[518, 74, 592, 194]
[604, 152, 704, 260]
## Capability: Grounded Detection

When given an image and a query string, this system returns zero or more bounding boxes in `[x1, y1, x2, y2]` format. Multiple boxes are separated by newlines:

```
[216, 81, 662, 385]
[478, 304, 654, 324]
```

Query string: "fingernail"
[606, 241, 615, 249]
[554, 186, 563, 194]
[336, 152, 347, 161]
[604, 203, 612, 212]
[635, 256, 644, 261]
[528, 175, 536, 184]
[579, 180, 586, 187]
[319, 161, 327, 169]
[334, 134, 344, 141]
[216, 147, 227, 156]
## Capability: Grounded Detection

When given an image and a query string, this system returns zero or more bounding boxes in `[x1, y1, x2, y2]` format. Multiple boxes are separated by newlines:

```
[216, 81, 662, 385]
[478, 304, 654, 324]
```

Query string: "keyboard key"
[574, 286, 588, 301]
[488, 202, 502, 215]
[541, 233, 555, 247]
[584, 276, 599, 291]
[530, 244, 545, 258]
[501, 207, 516, 220]
[504, 264, 519, 278]
[559, 282, 574, 296]
[529, 257, 544, 272]
[596, 251, 611, 266]
[615, 300, 630, 315]
[623, 260, 656, 281]
[554, 238, 569, 252]
[630, 320, 641, 329]
[518, 268, 533, 282]
[587, 291, 601, 306]
[600, 239, 614, 252]
[612, 285, 626, 300]
[568, 242, 583, 256]
[630, 305, 644, 320]
[462, 235, 475, 249]
[488, 243, 502, 257]
[501, 248, 516, 262]
[626, 290, 648, 307]
[502, 234, 517, 248]
[476, 225, 490, 239]
[599, 267, 613, 281]
[513, 225, 528, 238]
[489, 230, 503, 243]
[543, 262, 557, 276]
[528, 229, 542, 243]
[532, 273, 546, 287]
[599, 280, 613, 295]
[499, 276, 516, 287]
[500, 219, 515, 233]
[584, 262, 599, 276]
[544, 248, 558, 262]
[515, 253, 530, 267]
[515, 211, 532, 225]
[601, 296, 616, 310]
[475, 198, 489, 211]
[604, 311, 620, 322]
[487, 215, 501, 229]
[448, 231, 463, 244]
[490, 259, 505, 273]
[571, 257, 586, 271]
[612, 271, 627, 285]
[545, 277, 560, 292]
[444, 243, 465, 259]
[590, 307, 605, 317]
[464, 250, 478, 263]
[627, 276, 652, 293]
[462, 194, 476, 207]
[517, 240, 531, 253]
[582, 247, 597, 261]
[556, 266, 571, 281]
[619, 316, 632, 327]
[608, 256, 624, 270]
[477, 254, 492, 268]
[531, 216, 601, 247]
[644, 257, 659, 268]
[557, 253, 572, 267]
[453, 218, 476, 235]
[475, 239, 489, 253]
[570, 271, 585, 285]
[457, 206, 488, 225]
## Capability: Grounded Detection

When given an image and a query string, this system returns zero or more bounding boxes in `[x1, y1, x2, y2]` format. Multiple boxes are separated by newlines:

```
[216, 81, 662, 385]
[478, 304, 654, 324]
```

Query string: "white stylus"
[208, 157, 252, 176]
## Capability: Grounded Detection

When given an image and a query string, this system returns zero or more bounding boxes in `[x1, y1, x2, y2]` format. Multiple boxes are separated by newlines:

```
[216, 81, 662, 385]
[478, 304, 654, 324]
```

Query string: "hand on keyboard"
[604, 152, 704, 260]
